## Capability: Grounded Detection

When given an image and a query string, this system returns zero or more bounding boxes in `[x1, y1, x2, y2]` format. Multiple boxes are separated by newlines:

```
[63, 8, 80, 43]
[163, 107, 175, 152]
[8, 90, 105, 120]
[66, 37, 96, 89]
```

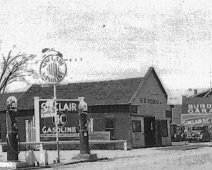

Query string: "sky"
[1, 0, 212, 103]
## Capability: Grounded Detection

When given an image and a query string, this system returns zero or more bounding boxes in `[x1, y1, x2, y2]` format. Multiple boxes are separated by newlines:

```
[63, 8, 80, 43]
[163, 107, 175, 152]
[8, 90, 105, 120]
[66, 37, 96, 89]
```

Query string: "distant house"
[0, 67, 172, 148]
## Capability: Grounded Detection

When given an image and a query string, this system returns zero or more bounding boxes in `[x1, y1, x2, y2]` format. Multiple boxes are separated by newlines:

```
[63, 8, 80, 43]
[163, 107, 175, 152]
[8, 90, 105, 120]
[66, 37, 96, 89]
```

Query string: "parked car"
[172, 131, 182, 142]
[172, 126, 186, 142]
[186, 126, 210, 142]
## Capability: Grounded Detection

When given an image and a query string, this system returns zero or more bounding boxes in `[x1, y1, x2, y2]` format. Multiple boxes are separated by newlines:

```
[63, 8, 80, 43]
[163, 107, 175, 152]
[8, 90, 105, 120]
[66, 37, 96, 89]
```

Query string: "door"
[131, 117, 145, 148]
[155, 120, 162, 146]
[144, 117, 155, 147]
[105, 118, 115, 140]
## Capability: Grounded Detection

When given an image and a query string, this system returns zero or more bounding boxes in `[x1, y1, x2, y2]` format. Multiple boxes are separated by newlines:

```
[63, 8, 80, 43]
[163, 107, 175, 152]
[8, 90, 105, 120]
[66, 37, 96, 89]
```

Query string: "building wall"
[16, 116, 33, 142]
[131, 72, 171, 146]
[181, 96, 212, 127]
[172, 105, 182, 125]
[162, 120, 171, 145]
[182, 95, 212, 114]
[88, 112, 132, 148]
[0, 112, 33, 142]
[0, 113, 6, 142]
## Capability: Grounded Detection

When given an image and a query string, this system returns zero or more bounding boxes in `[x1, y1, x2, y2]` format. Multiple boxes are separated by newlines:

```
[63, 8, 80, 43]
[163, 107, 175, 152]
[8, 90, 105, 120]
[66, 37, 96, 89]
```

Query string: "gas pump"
[78, 97, 90, 154]
[6, 96, 19, 161]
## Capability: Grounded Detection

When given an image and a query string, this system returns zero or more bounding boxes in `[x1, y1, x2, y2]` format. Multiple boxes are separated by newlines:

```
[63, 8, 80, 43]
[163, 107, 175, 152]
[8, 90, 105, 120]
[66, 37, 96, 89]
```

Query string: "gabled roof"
[0, 67, 167, 111]
[129, 67, 167, 103]
[17, 77, 143, 110]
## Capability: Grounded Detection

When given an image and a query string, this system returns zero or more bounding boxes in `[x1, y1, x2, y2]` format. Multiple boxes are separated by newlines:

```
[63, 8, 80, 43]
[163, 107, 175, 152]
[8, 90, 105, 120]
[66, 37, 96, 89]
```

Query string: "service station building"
[0, 67, 172, 149]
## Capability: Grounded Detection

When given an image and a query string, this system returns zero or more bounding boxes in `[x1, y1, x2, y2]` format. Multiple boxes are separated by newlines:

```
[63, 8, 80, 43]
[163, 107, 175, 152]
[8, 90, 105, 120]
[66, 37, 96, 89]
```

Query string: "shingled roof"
[0, 67, 167, 111]
[17, 77, 143, 110]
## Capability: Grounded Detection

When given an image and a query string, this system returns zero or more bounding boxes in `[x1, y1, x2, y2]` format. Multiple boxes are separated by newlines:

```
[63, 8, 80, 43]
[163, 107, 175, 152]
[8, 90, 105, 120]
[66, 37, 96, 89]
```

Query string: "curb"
[52, 157, 109, 167]
[16, 157, 109, 169]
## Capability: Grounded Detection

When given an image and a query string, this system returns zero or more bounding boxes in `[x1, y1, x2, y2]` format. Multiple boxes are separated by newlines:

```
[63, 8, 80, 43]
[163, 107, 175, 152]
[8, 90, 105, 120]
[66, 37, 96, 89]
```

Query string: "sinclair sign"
[181, 114, 212, 126]
[39, 50, 67, 84]
[181, 99, 212, 126]
[39, 99, 79, 141]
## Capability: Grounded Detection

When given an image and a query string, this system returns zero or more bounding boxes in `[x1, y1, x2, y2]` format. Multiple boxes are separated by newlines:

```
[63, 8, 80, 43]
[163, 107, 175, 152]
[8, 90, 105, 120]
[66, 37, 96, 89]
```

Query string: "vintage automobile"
[186, 126, 210, 142]
[172, 126, 186, 142]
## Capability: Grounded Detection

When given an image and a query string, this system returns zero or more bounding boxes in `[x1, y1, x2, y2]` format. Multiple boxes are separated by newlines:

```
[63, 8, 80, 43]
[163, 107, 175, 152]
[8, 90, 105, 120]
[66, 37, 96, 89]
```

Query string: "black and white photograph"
[0, 0, 212, 169]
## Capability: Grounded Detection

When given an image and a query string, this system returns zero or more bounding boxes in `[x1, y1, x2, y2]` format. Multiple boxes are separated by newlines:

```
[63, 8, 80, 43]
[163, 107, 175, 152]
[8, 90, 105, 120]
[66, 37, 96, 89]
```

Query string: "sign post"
[40, 49, 67, 163]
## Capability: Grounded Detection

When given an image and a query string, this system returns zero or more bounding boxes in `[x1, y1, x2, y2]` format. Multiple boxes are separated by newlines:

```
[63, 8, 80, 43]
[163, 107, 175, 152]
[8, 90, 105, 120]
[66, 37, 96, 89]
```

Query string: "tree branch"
[0, 49, 37, 94]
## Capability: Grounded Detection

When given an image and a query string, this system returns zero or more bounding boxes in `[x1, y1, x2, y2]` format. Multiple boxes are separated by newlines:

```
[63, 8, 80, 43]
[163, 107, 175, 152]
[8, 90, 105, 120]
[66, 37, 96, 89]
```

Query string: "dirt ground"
[1, 142, 212, 169]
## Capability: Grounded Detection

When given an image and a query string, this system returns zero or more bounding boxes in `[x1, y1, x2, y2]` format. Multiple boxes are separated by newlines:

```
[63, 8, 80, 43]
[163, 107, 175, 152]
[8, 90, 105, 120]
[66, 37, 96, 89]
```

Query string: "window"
[132, 120, 141, 132]
[161, 120, 168, 137]
[105, 119, 115, 140]
[165, 110, 172, 118]
[87, 118, 93, 132]
[130, 105, 138, 113]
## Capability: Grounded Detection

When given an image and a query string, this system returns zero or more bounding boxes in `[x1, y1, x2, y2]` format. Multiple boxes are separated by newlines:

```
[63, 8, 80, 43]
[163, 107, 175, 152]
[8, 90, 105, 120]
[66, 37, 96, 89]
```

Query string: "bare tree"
[0, 50, 37, 94]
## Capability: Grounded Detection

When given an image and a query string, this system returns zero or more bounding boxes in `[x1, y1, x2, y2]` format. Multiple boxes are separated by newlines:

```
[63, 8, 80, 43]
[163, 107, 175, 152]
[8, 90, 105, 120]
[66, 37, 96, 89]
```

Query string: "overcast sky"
[1, 0, 212, 102]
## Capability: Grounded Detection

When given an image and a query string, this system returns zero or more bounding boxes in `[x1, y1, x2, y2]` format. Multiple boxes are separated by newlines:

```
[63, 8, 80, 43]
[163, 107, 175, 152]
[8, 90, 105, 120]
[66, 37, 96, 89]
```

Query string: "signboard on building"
[181, 99, 212, 126]
[185, 103, 212, 114]
[181, 114, 212, 127]
[39, 99, 79, 141]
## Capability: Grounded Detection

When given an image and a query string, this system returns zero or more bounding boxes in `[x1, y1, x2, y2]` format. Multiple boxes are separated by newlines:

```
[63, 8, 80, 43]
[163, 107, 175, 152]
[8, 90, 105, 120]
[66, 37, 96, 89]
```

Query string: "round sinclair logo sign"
[40, 51, 67, 84]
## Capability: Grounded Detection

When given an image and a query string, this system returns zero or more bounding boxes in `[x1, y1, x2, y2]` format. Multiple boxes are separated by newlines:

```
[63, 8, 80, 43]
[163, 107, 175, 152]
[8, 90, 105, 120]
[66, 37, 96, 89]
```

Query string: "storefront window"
[87, 118, 93, 132]
[105, 119, 115, 140]
[132, 120, 141, 132]
[161, 120, 168, 137]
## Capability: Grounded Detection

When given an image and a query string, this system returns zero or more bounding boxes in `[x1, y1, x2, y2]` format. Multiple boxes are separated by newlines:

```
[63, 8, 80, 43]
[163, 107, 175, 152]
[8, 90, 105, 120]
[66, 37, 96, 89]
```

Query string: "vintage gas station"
[0, 49, 172, 168]
[0, 49, 96, 168]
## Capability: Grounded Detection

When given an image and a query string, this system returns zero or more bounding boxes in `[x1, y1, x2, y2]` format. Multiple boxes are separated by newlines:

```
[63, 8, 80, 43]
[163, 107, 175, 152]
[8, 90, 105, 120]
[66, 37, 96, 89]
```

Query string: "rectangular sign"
[140, 98, 161, 104]
[183, 103, 212, 114]
[40, 99, 79, 117]
[181, 114, 212, 126]
[41, 133, 79, 138]
[39, 99, 79, 141]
